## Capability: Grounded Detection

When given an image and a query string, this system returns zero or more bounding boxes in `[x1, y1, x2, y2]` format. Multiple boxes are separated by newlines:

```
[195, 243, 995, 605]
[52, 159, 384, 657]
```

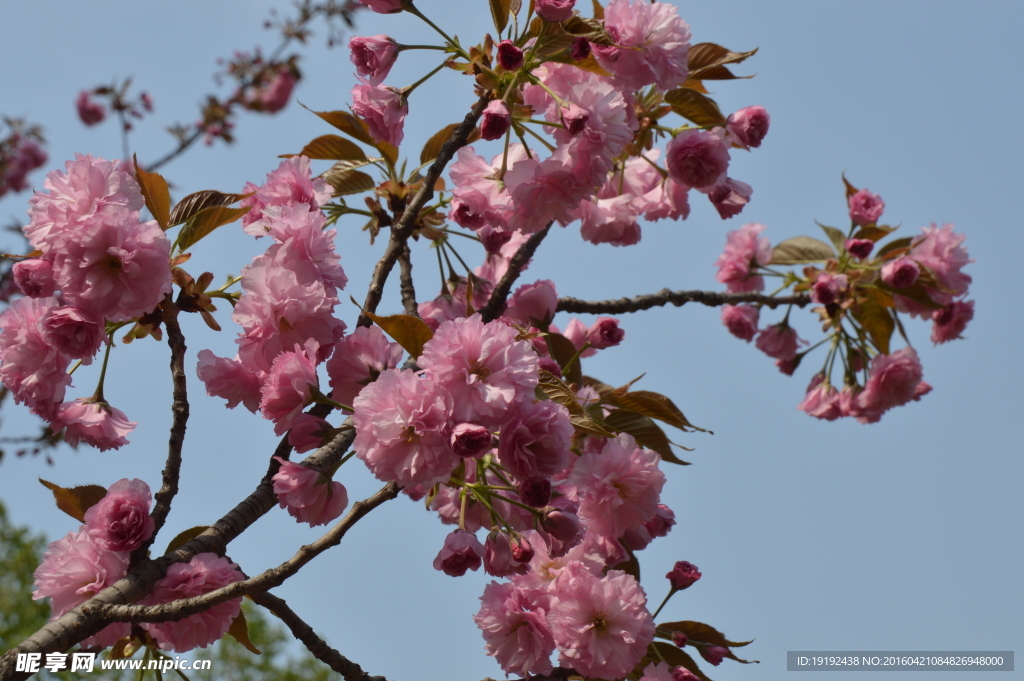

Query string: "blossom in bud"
[84, 478, 155, 552]
[671, 668, 700, 681]
[700, 645, 729, 666]
[518, 477, 552, 507]
[848, 188, 885, 226]
[511, 535, 534, 563]
[272, 457, 348, 527]
[671, 632, 688, 647]
[726, 106, 770, 149]
[667, 129, 730, 189]
[351, 81, 407, 146]
[540, 502, 583, 546]
[536, 0, 575, 22]
[720, 304, 759, 342]
[570, 36, 591, 61]
[451, 422, 493, 458]
[433, 529, 484, 576]
[55, 399, 136, 451]
[497, 40, 524, 70]
[931, 300, 974, 344]
[845, 238, 874, 259]
[506, 279, 558, 328]
[479, 100, 512, 141]
[586, 317, 624, 349]
[644, 504, 676, 538]
[666, 560, 702, 590]
[881, 256, 920, 289]
[287, 414, 332, 453]
[349, 35, 399, 85]
[358, 0, 404, 13]
[810, 272, 848, 306]
[708, 178, 752, 219]
[256, 67, 296, 113]
[12, 258, 56, 298]
[775, 356, 800, 376]
[483, 531, 521, 577]
[76, 91, 105, 126]
[755, 323, 804, 362]
[559, 101, 590, 137]
[797, 374, 842, 421]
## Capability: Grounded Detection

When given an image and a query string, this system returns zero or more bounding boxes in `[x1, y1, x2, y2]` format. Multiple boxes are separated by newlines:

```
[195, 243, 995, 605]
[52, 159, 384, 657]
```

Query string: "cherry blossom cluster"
[717, 181, 973, 422]
[0, 119, 48, 200]
[0, 155, 174, 448]
[32, 478, 243, 653]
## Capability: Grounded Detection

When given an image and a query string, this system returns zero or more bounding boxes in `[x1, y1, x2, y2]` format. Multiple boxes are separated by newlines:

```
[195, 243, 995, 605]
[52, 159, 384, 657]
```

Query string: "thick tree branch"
[251, 591, 388, 681]
[397, 243, 419, 317]
[357, 95, 491, 328]
[479, 224, 552, 322]
[557, 289, 812, 315]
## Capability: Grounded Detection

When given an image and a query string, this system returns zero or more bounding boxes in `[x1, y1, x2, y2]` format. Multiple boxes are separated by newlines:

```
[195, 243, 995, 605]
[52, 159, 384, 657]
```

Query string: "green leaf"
[39, 479, 107, 523]
[323, 169, 376, 197]
[176, 205, 251, 252]
[876, 236, 913, 260]
[226, 610, 261, 655]
[545, 332, 583, 386]
[651, 642, 713, 681]
[687, 43, 758, 81]
[489, 0, 512, 34]
[770, 236, 835, 265]
[602, 410, 689, 464]
[168, 190, 250, 228]
[817, 223, 848, 254]
[853, 295, 894, 355]
[663, 88, 727, 128]
[164, 526, 211, 555]
[281, 134, 367, 161]
[612, 390, 707, 433]
[134, 157, 171, 230]
[852, 224, 896, 242]
[355, 303, 431, 358]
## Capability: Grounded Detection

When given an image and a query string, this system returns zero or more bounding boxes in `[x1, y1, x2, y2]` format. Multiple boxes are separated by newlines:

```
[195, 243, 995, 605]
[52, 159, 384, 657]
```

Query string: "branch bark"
[397, 243, 419, 317]
[557, 289, 812, 315]
[479, 224, 552, 323]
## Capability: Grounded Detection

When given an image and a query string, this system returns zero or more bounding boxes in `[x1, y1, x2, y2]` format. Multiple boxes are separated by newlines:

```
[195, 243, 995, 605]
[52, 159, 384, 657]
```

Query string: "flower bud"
[349, 35, 399, 85]
[671, 667, 700, 681]
[666, 560, 702, 591]
[536, 0, 575, 23]
[483, 531, 516, 577]
[497, 40, 524, 70]
[570, 36, 591, 61]
[671, 632, 688, 647]
[586, 317, 624, 349]
[518, 477, 552, 507]
[12, 258, 56, 298]
[479, 100, 511, 141]
[450, 422, 492, 458]
[510, 535, 534, 563]
[699, 645, 729, 667]
[539, 502, 582, 544]
[810, 272, 847, 306]
[726, 106, 770, 149]
[559, 101, 590, 137]
[881, 256, 920, 289]
[845, 238, 875, 259]
[848, 188, 885, 226]
[433, 529, 484, 577]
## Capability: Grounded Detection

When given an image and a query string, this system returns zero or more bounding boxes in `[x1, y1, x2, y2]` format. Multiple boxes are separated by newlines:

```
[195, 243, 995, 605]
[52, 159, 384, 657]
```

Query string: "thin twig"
[146, 129, 202, 173]
[397, 242, 419, 316]
[251, 591, 388, 681]
[556, 289, 812, 315]
[479, 224, 552, 322]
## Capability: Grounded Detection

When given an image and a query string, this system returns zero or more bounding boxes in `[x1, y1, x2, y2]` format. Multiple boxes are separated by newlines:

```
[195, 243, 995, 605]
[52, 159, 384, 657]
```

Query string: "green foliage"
[0, 501, 50, 651]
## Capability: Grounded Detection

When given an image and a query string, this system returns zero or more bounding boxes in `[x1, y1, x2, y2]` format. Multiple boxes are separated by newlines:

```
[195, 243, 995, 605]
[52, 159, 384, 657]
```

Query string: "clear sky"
[1, 2, 1021, 680]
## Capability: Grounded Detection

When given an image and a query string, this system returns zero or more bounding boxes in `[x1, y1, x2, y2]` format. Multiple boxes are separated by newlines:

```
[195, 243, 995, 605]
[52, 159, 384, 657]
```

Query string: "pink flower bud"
[570, 36, 591, 61]
[644, 504, 676, 538]
[12, 258, 57, 298]
[586, 317, 624, 349]
[76, 91, 105, 126]
[357, 0, 405, 13]
[845, 238, 875, 259]
[666, 560, 702, 591]
[450, 422, 493, 458]
[559, 101, 590, 137]
[538, 357, 562, 377]
[539, 502, 582, 545]
[349, 35, 399, 85]
[433, 529, 484, 576]
[726, 106, 770, 149]
[881, 257, 920, 289]
[720, 304, 759, 342]
[671, 632, 688, 647]
[699, 645, 729, 666]
[510, 535, 534, 562]
[708, 178, 752, 219]
[479, 100, 511, 141]
[775, 355, 801, 375]
[536, 0, 575, 22]
[497, 40, 524, 70]
[810, 272, 847, 306]
[671, 666, 700, 681]
[518, 477, 552, 507]
[848, 188, 885, 226]
[931, 300, 974, 344]
[483, 531, 517, 577]
[755, 324, 804, 361]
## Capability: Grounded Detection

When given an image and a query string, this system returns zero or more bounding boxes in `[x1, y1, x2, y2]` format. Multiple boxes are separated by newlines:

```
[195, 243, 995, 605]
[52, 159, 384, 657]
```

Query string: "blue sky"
[1, 2, 1021, 680]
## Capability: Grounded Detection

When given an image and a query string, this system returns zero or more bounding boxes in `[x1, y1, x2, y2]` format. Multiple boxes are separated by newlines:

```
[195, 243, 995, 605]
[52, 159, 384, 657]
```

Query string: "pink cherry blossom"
[797, 374, 842, 421]
[586, 317, 624, 349]
[755, 323, 804, 362]
[327, 325, 404, 407]
[351, 81, 407, 146]
[881, 256, 919, 289]
[535, 0, 575, 22]
[357, 0, 404, 13]
[811, 272, 848, 305]
[260, 340, 320, 435]
[549, 568, 655, 679]
[667, 129, 730, 190]
[433, 529, 484, 576]
[497, 40, 524, 70]
[272, 457, 349, 526]
[639, 178, 691, 222]
[931, 300, 974, 344]
[287, 414, 332, 453]
[901, 223, 972, 311]
[255, 66, 296, 113]
[0, 137, 47, 196]
[721, 304, 759, 341]
[848, 188, 885, 226]
[84, 478, 155, 552]
[577, 195, 642, 246]
[505, 279, 558, 328]
[54, 399, 136, 451]
[519, 477, 553, 507]
[593, 0, 691, 90]
[497, 400, 572, 480]
[450, 422, 493, 459]
[349, 35, 399, 85]
[708, 177, 752, 219]
[0, 296, 72, 420]
[142, 553, 244, 652]
[12, 258, 57, 298]
[76, 91, 106, 126]
[853, 347, 926, 423]
[726, 106, 770, 149]
[479, 100, 511, 141]
[714, 222, 772, 293]
[475, 580, 555, 676]
[559, 101, 590, 137]
[352, 368, 458, 487]
[196, 350, 265, 412]
[40, 306, 106, 360]
[846, 238, 875, 259]
[239, 156, 332, 237]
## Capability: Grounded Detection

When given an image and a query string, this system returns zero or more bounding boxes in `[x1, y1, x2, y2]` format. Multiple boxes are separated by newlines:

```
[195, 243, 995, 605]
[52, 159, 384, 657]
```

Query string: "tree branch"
[556, 289, 812, 315]
[397, 243, 419, 317]
[250, 591, 388, 681]
[357, 95, 491, 328]
[479, 224, 552, 322]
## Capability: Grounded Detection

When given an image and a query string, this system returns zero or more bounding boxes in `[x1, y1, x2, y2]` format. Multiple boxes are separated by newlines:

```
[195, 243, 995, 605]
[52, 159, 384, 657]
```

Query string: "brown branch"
[146, 128, 203, 173]
[556, 289, 812, 315]
[251, 591, 388, 681]
[397, 242, 419, 316]
[356, 95, 491, 328]
[479, 224, 552, 322]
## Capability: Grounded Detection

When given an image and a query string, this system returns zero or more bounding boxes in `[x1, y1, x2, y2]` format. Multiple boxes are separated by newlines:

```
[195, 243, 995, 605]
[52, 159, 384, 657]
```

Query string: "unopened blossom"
[288, 414, 332, 453]
[755, 323, 804, 362]
[721, 304, 759, 341]
[535, 0, 575, 22]
[570, 36, 591, 61]
[549, 568, 655, 679]
[83, 478, 154, 552]
[12, 258, 57, 298]
[142, 553, 244, 652]
[358, 0, 404, 12]
[33, 530, 129, 649]
[497, 40, 524, 70]
[714, 222, 772, 293]
[54, 399, 136, 451]
[349, 35, 399, 85]
[351, 81, 407, 146]
[40, 306, 106, 360]
[353, 369, 458, 487]
[259, 341, 320, 435]
[667, 129, 730, 190]
[449, 422, 492, 459]
[497, 400, 572, 480]
[708, 177, 752, 219]
[666, 560, 702, 591]
[726, 106, 770, 149]
[797, 374, 842, 421]
[475, 580, 555, 676]
[539, 499, 584, 552]
[586, 317, 624, 349]
[505, 279, 558, 328]
[434, 529, 485, 576]
[853, 347, 926, 423]
[327, 325, 404, 407]
[272, 457, 348, 526]
[931, 300, 974, 344]
[256, 67, 296, 113]
[811, 272, 848, 306]
[76, 91, 106, 126]
[559, 101, 589, 137]
[593, 0, 691, 90]
[0, 296, 72, 419]
[239, 156, 332, 237]
[479, 100, 511, 141]
[881, 256, 920, 289]
[700, 645, 729, 666]
[848, 188, 885, 226]
[519, 477, 552, 507]
[196, 350, 265, 412]
[672, 666, 701, 681]
[845, 238, 874, 259]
